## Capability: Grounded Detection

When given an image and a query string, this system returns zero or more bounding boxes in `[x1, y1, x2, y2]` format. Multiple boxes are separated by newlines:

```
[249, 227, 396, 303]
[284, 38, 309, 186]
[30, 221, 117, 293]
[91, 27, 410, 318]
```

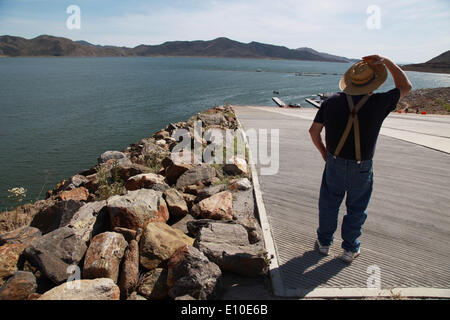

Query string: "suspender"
[334, 94, 370, 162]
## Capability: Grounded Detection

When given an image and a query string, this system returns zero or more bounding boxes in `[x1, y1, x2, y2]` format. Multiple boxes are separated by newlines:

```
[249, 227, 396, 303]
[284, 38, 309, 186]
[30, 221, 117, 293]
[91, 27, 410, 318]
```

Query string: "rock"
[137, 268, 168, 300]
[58, 187, 89, 202]
[23, 227, 87, 284]
[125, 173, 167, 191]
[107, 189, 169, 231]
[66, 201, 108, 243]
[69, 174, 90, 189]
[230, 178, 252, 191]
[164, 189, 189, 218]
[116, 163, 153, 181]
[232, 190, 262, 244]
[223, 156, 248, 176]
[197, 113, 228, 127]
[27, 293, 42, 300]
[174, 294, 196, 300]
[38, 278, 120, 300]
[182, 193, 197, 210]
[0, 226, 41, 246]
[167, 245, 221, 300]
[175, 164, 217, 189]
[0, 199, 56, 235]
[139, 222, 194, 270]
[0, 243, 27, 286]
[98, 151, 132, 167]
[127, 292, 147, 300]
[196, 184, 227, 201]
[154, 130, 170, 140]
[191, 220, 267, 277]
[171, 214, 195, 235]
[164, 161, 193, 185]
[156, 139, 166, 147]
[0, 271, 37, 300]
[197, 191, 233, 220]
[30, 200, 84, 234]
[113, 227, 139, 243]
[83, 232, 128, 283]
[118, 240, 139, 299]
[147, 183, 170, 192]
[183, 184, 204, 195]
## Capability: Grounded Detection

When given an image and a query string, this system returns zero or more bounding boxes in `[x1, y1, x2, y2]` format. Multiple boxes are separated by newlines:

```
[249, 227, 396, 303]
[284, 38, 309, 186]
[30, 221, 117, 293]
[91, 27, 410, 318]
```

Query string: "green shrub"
[95, 160, 125, 200]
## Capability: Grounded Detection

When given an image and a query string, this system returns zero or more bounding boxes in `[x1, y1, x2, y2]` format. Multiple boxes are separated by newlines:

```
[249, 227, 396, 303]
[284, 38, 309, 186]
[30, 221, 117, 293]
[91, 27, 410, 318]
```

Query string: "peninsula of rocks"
[0, 106, 269, 300]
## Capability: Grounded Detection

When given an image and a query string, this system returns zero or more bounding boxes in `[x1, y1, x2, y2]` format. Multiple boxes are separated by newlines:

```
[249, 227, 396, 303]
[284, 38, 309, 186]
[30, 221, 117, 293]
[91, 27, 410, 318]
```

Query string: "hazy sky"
[0, 0, 448, 63]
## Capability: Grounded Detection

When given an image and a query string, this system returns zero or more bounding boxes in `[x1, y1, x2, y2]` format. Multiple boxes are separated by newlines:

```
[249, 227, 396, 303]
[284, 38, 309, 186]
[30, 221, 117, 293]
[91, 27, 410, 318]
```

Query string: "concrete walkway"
[234, 106, 450, 298]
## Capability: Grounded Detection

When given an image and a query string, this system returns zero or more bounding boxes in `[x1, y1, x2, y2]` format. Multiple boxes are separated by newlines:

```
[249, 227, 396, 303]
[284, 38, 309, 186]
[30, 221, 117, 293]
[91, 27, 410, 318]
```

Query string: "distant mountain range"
[0, 35, 356, 63]
[402, 50, 450, 74]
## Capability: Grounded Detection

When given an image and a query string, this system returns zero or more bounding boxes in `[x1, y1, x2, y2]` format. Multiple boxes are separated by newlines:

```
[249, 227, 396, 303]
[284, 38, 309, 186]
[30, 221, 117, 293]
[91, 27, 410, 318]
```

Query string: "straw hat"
[339, 60, 387, 95]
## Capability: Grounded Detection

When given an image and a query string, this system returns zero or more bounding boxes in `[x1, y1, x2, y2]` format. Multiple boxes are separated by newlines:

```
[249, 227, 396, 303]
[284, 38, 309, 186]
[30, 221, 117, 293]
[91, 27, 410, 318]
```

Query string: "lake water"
[1, 57, 449, 209]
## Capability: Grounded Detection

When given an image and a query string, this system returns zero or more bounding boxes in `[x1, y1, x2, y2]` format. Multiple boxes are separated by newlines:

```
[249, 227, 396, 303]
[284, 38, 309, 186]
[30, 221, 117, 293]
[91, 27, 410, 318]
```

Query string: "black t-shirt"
[313, 88, 400, 160]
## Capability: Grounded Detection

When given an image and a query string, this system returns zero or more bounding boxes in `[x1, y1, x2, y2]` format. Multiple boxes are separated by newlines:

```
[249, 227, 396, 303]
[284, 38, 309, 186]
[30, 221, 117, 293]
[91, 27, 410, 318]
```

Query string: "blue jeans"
[317, 153, 373, 253]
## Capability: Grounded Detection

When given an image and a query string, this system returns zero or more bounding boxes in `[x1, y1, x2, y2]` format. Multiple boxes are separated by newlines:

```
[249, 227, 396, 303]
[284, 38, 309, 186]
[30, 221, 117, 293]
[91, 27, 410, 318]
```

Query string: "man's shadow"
[275, 242, 349, 297]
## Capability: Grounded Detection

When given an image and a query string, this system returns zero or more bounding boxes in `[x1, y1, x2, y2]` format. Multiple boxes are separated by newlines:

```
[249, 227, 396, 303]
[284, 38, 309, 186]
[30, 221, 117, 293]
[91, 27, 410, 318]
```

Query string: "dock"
[234, 105, 450, 298]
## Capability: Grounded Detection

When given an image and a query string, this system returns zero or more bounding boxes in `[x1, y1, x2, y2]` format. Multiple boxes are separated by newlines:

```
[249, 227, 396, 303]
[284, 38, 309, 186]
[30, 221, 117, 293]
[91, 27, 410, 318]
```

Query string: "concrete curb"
[287, 287, 450, 299]
[234, 108, 286, 297]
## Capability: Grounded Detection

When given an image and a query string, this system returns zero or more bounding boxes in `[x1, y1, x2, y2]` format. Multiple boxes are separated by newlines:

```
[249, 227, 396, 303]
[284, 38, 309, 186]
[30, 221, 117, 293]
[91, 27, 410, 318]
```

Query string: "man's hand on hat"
[362, 55, 387, 66]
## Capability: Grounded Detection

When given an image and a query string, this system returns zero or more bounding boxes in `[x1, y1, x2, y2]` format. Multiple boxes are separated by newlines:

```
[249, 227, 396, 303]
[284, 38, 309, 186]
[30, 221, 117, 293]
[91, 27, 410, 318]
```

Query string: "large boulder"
[107, 189, 169, 231]
[165, 162, 192, 186]
[196, 184, 227, 201]
[137, 268, 168, 300]
[98, 151, 132, 167]
[116, 163, 153, 181]
[0, 271, 37, 300]
[0, 226, 41, 246]
[30, 200, 84, 234]
[189, 220, 267, 277]
[232, 190, 262, 244]
[167, 245, 221, 300]
[38, 278, 120, 300]
[230, 178, 252, 191]
[22, 227, 88, 284]
[66, 201, 109, 243]
[0, 199, 56, 235]
[197, 113, 228, 127]
[125, 173, 167, 191]
[170, 214, 195, 235]
[118, 240, 139, 299]
[0, 243, 28, 286]
[83, 232, 128, 283]
[58, 187, 89, 202]
[176, 164, 217, 189]
[196, 191, 233, 220]
[163, 189, 189, 218]
[139, 222, 194, 270]
[223, 156, 248, 176]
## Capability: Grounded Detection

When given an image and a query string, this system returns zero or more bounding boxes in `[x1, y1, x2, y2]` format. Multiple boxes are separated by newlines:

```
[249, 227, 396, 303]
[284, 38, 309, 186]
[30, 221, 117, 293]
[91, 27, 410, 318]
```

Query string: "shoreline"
[0, 105, 272, 300]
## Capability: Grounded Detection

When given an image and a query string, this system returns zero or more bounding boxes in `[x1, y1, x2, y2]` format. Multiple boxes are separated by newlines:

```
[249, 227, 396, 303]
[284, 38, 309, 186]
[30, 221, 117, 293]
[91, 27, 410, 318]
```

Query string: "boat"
[272, 97, 286, 108]
[305, 98, 321, 108]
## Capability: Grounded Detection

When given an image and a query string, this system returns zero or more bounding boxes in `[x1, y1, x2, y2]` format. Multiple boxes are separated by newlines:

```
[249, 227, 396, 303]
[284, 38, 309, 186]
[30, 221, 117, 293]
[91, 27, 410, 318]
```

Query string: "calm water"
[1, 57, 449, 209]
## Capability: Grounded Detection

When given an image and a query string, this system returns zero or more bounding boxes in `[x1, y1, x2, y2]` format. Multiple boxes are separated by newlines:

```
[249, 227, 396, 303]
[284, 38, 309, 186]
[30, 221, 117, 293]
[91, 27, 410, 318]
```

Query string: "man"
[309, 55, 412, 263]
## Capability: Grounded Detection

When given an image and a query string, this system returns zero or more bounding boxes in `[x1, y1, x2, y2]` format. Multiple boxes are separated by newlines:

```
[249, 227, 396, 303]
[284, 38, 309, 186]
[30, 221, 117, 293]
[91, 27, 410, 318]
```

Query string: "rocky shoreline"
[0, 106, 271, 300]
[396, 87, 450, 115]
